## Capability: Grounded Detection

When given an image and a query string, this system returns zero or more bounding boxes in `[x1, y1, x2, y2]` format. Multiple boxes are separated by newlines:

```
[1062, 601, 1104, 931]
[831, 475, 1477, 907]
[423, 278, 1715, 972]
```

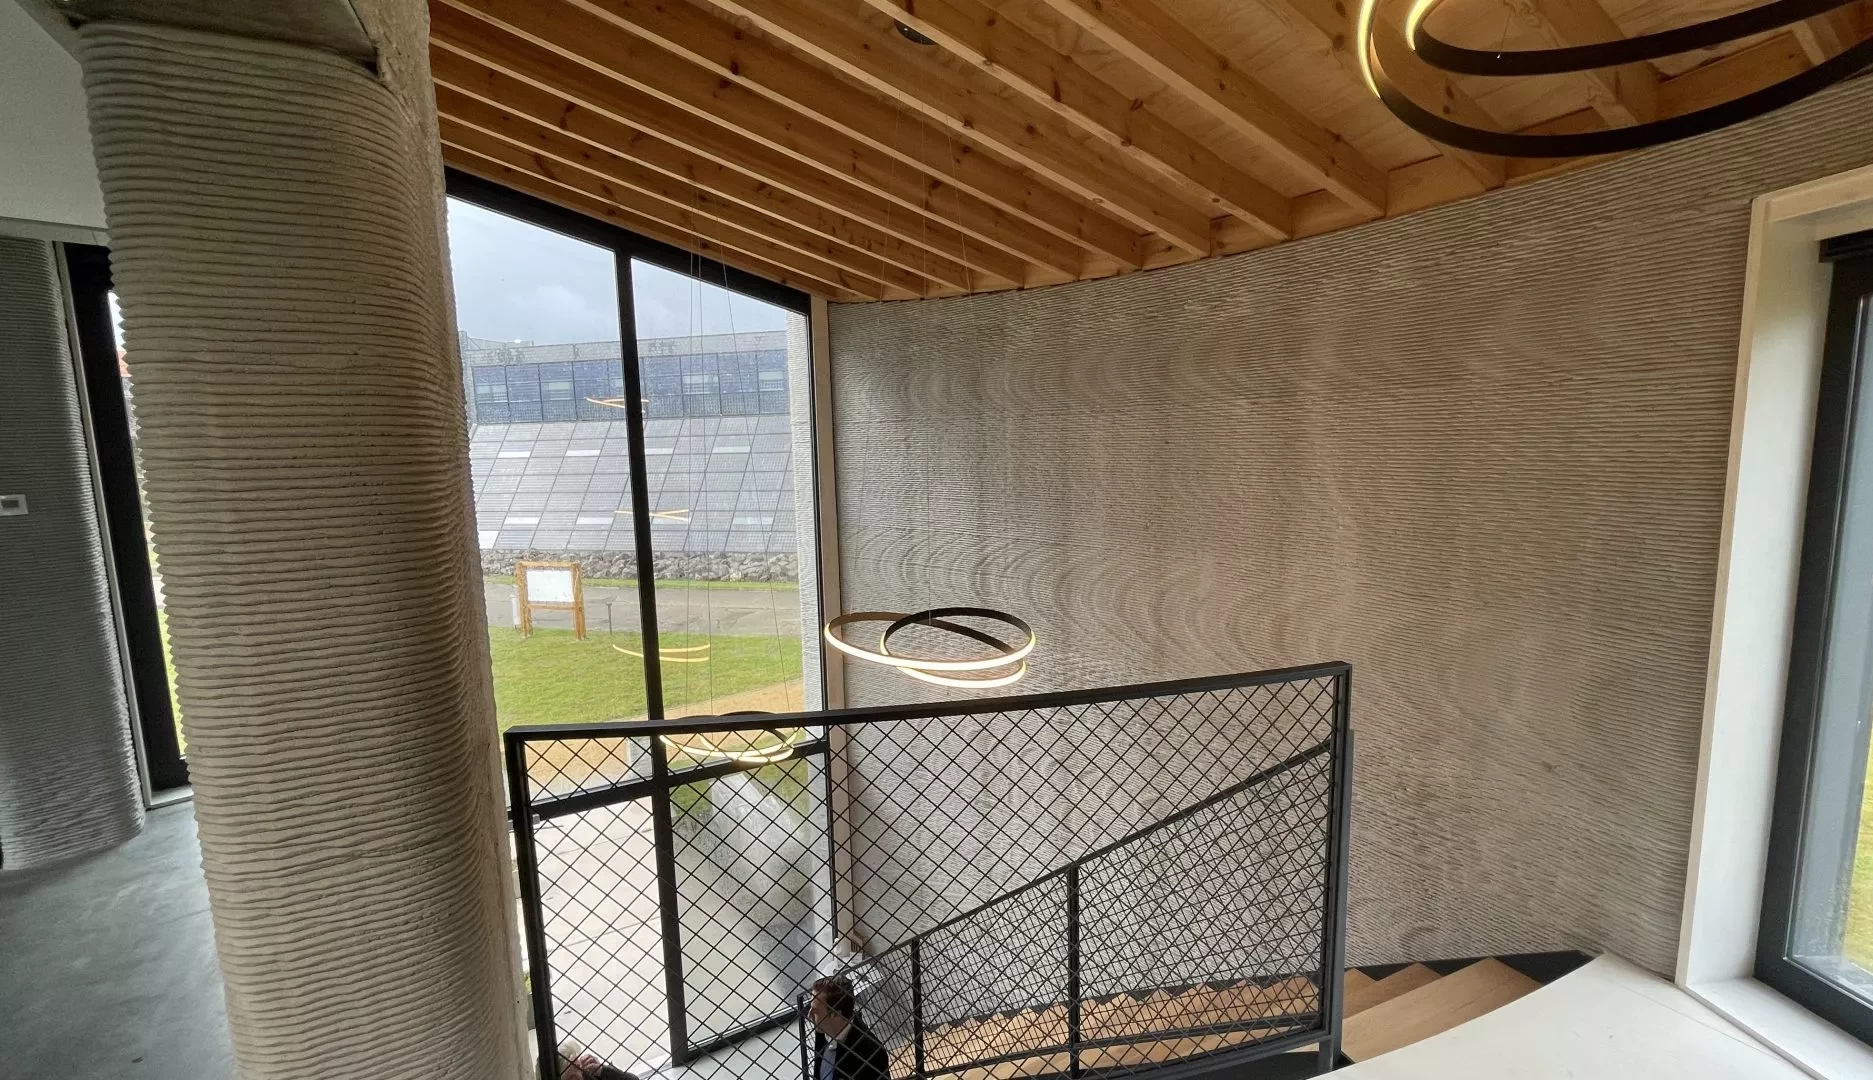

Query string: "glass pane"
[1849, 753, 1873, 971]
[1786, 280, 1873, 1002]
[109, 292, 184, 755]
[447, 197, 650, 736]
[630, 260, 818, 728]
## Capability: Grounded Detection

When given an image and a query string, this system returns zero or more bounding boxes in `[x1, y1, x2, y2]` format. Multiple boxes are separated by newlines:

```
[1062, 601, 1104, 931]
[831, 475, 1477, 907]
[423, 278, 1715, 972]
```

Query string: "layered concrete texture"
[828, 76, 1873, 977]
[0, 236, 143, 870]
[78, 7, 524, 1077]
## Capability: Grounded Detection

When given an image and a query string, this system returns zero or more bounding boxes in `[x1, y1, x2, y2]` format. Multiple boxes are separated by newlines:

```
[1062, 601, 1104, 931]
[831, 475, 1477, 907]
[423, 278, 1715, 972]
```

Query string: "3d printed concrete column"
[0, 236, 144, 870]
[78, 9, 525, 1077]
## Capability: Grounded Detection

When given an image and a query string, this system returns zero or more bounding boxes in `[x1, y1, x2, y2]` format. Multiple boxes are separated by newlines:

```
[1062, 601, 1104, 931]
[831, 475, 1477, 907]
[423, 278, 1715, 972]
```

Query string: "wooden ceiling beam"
[1509, 0, 1660, 127]
[437, 91, 945, 298]
[1266, 0, 1507, 190]
[442, 146, 873, 302]
[855, 0, 1289, 240]
[1034, 0, 1389, 219]
[1504, 31, 1810, 185]
[440, 120, 895, 300]
[677, 0, 1213, 255]
[433, 1, 1079, 282]
[431, 49, 975, 292]
[1790, 3, 1863, 62]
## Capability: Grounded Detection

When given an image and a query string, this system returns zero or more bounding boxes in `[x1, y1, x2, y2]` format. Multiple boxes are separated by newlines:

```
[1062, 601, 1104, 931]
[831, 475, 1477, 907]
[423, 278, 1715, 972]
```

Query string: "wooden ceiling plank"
[1035, 0, 1389, 218]
[1789, 4, 1860, 63]
[1659, 30, 1812, 116]
[858, 0, 1290, 240]
[1504, 30, 1810, 185]
[437, 91, 945, 297]
[441, 126, 893, 299]
[433, 1, 1074, 282]
[684, 0, 1212, 255]
[441, 146, 872, 301]
[1269, 0, 1507, 190]
[563, 0, 1137, 268]
[1510, 0, 1660, 126]
[431, 50, 974, 291]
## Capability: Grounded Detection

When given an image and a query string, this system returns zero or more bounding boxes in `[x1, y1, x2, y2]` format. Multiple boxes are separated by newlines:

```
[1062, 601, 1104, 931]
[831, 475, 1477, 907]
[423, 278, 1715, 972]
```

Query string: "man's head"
[808, 975, 857, 1036]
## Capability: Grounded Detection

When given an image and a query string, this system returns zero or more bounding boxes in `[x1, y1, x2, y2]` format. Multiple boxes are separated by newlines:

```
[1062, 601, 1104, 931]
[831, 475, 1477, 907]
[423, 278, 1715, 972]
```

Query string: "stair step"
[1343, 963, 1439, 1017]
[1341, 958, 1540, 1062]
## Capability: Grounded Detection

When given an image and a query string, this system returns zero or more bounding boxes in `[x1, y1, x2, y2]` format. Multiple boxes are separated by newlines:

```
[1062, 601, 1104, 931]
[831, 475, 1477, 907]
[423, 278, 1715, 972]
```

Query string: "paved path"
[486, 581, 800, 637]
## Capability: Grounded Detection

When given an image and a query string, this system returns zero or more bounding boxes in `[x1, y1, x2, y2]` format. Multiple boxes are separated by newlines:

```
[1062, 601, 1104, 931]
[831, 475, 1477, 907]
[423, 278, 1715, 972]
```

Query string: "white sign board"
[523, 565, 576, 605]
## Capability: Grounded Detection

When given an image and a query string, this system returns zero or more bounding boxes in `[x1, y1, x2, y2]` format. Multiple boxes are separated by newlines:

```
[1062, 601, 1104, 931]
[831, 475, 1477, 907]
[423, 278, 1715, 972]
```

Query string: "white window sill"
[1683, 977, 1873, 1080]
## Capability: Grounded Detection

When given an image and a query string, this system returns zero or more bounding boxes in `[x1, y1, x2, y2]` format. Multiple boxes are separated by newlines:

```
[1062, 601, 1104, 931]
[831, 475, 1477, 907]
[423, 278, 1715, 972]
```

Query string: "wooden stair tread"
[1342, 963, 1439, 1017]
[1341, 958, 1541, 1062]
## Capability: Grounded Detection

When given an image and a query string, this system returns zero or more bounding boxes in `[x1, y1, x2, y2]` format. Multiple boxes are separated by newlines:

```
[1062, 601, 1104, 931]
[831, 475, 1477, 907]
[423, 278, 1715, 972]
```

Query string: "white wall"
[0, 0, 104, 235]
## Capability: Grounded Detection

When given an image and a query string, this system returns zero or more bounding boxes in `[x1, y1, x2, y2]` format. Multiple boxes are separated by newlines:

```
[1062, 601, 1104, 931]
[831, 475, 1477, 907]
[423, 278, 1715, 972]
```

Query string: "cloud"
[447, 197, 791, 345]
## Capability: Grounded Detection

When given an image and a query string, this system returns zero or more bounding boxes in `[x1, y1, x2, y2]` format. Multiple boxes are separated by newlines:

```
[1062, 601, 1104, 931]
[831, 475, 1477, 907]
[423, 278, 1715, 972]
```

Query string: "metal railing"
[506, 663, 1352, 1080]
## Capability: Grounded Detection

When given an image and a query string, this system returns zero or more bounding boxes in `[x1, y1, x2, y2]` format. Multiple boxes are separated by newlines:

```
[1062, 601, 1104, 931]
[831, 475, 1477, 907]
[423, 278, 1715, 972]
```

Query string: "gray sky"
[446, 198, 788, 344]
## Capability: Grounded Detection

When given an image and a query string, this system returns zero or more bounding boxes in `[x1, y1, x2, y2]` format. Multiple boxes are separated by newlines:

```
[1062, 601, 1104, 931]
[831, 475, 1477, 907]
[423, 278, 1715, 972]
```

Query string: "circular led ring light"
[881, 611, 1029, 689]
[661, 712, 806, 765]
[824, 609, 1035, 673]
[1360, 0, 1873, 157]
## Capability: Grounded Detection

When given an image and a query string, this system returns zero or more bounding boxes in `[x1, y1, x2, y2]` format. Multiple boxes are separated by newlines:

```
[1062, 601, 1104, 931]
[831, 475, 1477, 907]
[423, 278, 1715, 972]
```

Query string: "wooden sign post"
[515, 561, 585, 639]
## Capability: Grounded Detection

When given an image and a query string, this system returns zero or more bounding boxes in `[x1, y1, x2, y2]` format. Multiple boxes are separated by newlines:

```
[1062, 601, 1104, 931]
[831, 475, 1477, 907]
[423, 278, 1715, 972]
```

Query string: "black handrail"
[506, 661, 1349, 740]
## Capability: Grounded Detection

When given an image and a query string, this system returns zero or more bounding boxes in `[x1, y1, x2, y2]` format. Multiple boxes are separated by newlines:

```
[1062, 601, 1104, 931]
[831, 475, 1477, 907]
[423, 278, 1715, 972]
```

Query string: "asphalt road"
[484, 580, 800, 637]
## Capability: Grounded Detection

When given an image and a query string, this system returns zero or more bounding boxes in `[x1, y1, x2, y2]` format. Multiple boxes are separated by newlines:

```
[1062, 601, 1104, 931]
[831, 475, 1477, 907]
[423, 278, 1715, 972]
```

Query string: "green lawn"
[486, 574, 793, 592]
[488, 627, 801, 729]
[159, 614, 799, 742]
[157, 610, 184, 753]
[1847, 754, 1873, 969]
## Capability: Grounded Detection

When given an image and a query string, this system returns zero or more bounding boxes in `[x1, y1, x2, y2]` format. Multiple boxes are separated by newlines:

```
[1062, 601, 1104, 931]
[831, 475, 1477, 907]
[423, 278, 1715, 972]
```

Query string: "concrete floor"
[0, 803, 234, 1080]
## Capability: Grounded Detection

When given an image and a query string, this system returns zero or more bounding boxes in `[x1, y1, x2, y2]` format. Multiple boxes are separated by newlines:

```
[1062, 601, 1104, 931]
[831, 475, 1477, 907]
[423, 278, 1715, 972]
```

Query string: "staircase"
[1338, 957, 1553, 1063]
[887, 953, 1581, 1079]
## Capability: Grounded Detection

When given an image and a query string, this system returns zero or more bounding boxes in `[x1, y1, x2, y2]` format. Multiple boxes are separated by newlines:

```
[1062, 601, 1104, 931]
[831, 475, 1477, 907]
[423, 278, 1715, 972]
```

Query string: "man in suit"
[809, 975, 890, 1080]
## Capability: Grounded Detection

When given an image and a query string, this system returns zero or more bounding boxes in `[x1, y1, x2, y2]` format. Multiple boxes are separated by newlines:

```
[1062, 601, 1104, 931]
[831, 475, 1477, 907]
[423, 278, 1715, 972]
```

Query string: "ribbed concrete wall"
[828, 76, 1873, 977]
[0, 236, 143, 870]
[79, 12, 524, 1079]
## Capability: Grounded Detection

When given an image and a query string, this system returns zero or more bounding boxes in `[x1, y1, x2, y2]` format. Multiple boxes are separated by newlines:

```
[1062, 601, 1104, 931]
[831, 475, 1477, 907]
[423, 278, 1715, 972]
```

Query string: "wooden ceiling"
[429, 0, 1870, 301]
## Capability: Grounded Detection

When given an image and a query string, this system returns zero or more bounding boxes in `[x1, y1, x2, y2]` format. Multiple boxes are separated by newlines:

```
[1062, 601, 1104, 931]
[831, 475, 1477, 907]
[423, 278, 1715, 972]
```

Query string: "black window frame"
[1758, 232, 1873, 1046]
[63, 243, 190, 792]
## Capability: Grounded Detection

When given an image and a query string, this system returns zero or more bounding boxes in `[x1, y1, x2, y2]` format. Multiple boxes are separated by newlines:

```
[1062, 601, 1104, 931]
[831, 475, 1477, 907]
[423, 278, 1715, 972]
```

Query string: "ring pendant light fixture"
[824, 608, 1035, 688]
[817, 100, 1035, 690]
[1355, 0, 1873, 157]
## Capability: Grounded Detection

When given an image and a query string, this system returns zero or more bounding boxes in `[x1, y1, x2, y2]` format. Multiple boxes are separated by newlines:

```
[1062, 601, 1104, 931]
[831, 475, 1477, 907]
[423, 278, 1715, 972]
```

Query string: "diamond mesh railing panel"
[524, 735, 652, 802]
[533, 798, 669, 1074]
[669, 758, 832, 1047]
[508, 665, 1349, 1080]
[838, 678, 1339, 953]
[919, 875, 1071, 1073]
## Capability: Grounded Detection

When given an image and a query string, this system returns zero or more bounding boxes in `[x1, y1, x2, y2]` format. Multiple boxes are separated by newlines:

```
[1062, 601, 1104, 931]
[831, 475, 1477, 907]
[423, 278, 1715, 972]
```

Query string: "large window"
[64, 246, 188, 793]
[1760, 234, 1873, 1044]
[444, 171, 823, 733]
